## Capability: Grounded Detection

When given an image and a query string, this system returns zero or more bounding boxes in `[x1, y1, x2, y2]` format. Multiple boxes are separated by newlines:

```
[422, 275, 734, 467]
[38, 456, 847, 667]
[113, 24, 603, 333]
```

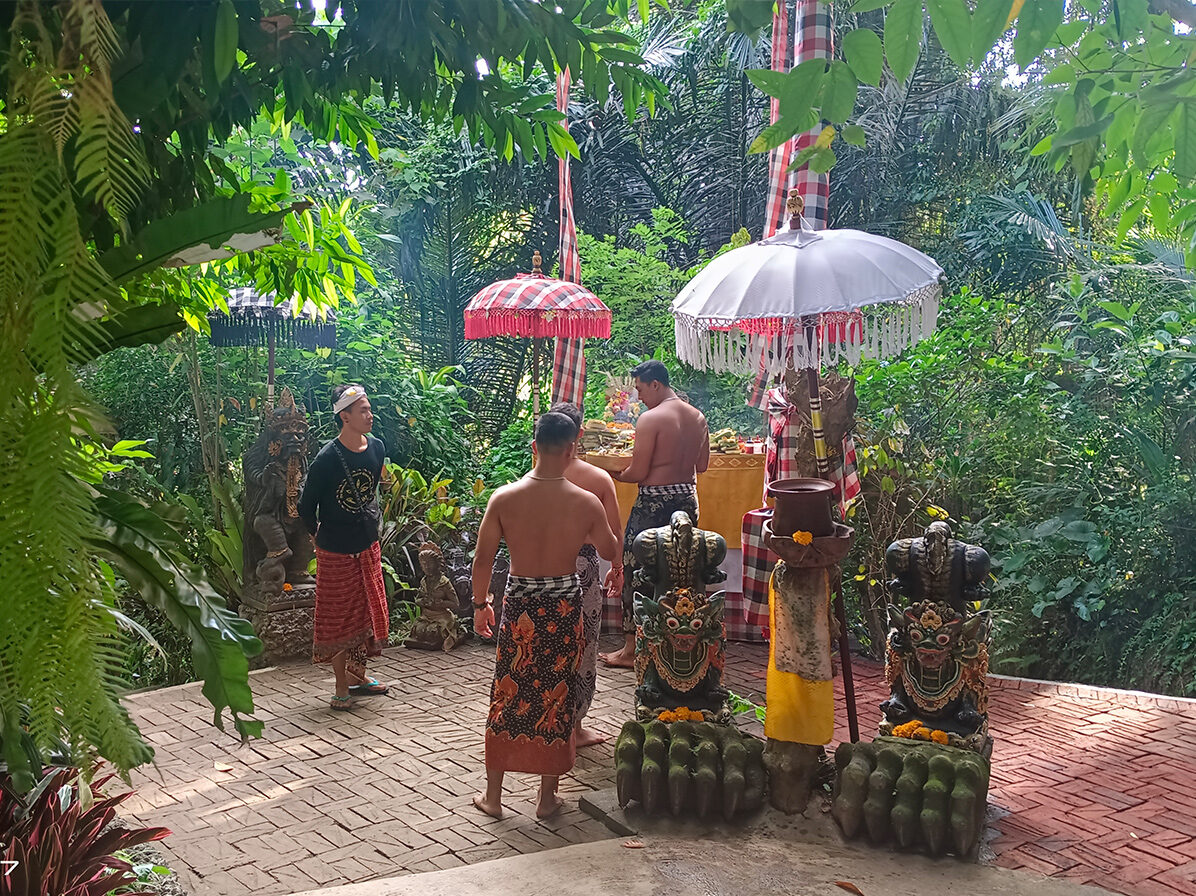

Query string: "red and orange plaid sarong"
[313, 542, 389, 678]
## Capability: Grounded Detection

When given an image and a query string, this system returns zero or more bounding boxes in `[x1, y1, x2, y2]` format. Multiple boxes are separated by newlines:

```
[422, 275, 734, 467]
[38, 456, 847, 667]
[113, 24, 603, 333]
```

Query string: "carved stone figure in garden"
[880, 521, 992, 753]
[242, 387, 315, 603]
[405, 543, 467, 651]
[632, 511, 730, 719]
[240, 387, 316, 662]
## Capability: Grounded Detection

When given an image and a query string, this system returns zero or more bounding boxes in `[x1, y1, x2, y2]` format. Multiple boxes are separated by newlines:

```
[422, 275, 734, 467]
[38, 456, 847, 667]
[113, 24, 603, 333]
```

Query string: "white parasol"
[673, 192, 945, 475]
[674, 196, 945, 380]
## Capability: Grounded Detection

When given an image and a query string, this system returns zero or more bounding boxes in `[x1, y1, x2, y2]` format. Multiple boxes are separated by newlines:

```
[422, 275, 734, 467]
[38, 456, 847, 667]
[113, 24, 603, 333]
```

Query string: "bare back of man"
[633, 397, 710, 486]
[490, 477, 610, 577]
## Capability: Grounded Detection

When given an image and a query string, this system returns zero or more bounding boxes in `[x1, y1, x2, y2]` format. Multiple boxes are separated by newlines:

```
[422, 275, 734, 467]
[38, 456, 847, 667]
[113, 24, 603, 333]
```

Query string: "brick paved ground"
[122, 637, 1196, 896]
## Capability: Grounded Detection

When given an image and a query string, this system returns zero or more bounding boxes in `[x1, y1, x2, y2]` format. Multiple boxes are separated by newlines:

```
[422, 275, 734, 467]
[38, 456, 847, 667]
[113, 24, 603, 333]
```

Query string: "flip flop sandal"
[329, 695, 355, 711]
[348, 677, 389, 696]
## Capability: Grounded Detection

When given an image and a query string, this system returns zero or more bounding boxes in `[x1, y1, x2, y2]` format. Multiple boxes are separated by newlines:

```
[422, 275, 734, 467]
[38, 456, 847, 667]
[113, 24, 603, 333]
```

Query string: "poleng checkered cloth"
[762, 0, 793, 240]
[828, 434, 861, 517]
[552, 68, 587, 410]
[791, 0, 832, 230]
[764, 386, 803, 501]
[740, 508, 774, 639]
[749, 0, 834, 407]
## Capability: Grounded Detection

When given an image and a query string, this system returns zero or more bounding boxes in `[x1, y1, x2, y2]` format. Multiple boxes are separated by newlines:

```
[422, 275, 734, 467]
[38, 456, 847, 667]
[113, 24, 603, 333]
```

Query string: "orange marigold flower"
[792, 530, 813, 545]
[282, 583, 293, 592]
[930, 730, 949, 745]
[914, 727, 932, 741]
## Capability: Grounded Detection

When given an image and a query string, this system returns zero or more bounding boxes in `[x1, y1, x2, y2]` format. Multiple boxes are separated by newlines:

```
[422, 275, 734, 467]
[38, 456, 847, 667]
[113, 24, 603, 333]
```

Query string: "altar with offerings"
[582, 442, 769, 643]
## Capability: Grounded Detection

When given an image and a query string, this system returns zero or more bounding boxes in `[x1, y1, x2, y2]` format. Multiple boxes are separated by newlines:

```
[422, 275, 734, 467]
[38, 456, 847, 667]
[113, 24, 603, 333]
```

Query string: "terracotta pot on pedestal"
[767, 477, 835, 538]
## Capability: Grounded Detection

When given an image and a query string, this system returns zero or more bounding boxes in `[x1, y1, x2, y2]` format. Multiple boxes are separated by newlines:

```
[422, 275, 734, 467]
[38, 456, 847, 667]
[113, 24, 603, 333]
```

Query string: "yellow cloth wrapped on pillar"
[764, 568, 835, 745]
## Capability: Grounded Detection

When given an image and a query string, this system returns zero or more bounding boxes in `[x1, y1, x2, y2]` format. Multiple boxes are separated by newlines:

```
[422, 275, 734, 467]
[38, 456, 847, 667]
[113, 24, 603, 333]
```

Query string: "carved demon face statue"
[889, 599, 985, 671]
[266, 388, 309, 459]
[641, 588, 724, 687]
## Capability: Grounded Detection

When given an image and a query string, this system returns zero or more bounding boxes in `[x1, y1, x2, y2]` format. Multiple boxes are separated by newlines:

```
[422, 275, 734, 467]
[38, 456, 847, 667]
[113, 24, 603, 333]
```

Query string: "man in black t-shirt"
[298, 384, 391, 710]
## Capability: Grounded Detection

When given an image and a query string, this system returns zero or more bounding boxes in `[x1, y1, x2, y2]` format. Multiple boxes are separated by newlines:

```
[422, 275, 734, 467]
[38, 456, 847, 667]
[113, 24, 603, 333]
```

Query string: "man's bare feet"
[472, 793, 503, 819]
[536, 791, 565, 819]
[574, 724, 607, 747]
[598, 647, 636, 669]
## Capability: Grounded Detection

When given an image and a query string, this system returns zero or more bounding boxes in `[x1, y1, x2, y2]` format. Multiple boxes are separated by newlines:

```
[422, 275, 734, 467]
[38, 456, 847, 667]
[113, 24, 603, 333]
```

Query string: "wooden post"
[803, 317, 859, 743]
[531, 337, 542, 417]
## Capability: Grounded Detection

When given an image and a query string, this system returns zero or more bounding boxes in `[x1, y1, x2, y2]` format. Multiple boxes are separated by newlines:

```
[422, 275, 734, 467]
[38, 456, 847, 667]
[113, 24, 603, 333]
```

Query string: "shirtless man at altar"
[599, 360, 710, 669]
[472, 411, 621, 819]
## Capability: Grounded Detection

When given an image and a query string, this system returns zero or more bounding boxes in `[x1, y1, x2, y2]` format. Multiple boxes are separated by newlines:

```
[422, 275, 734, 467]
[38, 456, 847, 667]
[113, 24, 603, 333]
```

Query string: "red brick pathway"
[122, 639, 1196, 895]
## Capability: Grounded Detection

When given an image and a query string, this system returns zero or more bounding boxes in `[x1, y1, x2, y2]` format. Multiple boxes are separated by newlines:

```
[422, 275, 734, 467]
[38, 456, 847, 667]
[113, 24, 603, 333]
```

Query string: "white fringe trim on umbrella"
[674, 282, 941, 375]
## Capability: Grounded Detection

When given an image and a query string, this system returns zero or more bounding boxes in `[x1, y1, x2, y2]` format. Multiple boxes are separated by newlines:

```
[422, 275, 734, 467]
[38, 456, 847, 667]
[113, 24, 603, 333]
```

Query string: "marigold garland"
[891, 718, 951, 745]
[657, 706, 705, 723]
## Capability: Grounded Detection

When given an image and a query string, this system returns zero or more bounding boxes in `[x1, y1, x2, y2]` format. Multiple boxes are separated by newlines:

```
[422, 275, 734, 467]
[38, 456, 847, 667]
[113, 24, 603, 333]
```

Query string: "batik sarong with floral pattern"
[485, 572, 583, 775]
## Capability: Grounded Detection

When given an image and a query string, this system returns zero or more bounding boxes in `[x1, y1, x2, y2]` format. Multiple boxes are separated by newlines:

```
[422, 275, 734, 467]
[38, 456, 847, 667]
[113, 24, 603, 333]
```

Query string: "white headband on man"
[333, 386, 368, 414]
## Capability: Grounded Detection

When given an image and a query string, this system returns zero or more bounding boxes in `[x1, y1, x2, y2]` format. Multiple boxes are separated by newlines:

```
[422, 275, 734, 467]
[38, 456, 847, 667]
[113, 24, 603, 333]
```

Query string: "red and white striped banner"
[551, 68, 587, 411]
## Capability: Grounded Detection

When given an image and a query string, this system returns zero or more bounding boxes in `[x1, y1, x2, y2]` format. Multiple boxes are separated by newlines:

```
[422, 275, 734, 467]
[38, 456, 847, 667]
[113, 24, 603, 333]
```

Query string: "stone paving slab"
[122, 636, 1196, 896]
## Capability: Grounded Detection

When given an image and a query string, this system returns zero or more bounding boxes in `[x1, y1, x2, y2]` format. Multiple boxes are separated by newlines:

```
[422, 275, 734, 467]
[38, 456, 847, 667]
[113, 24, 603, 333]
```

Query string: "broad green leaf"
[1053, 21, 1087, 47]
[819, 61, 859, 122]
[809, 147, 837, 173]
[1013, 0, 1063, 70]
[843, 28, 884, 87]
[749, 111, 816, 154]
[638, 0, 650, 23]
[1113, 0, 1149, 39]
[926, 0, 973, 70]
[747, 68, 791, 98]
[1133, 102, 1176, 167]
[1029, 134, 1053, 156]
[1041, 62, 1076, 87]
[213, 0, 238, 84]
[726, 0, 775, 38]
[546, 121, 580, 159]
[1116, 195, 1147, 241]
[1175, 103, 1196, 182]
[1097, 300, 1135, 323]
[778, 59, 827, 117]
[1052, 115, 1113, 149]
[788, 145, 820, 170]
[971, 0, 1012, 61]
[842, 124, 867, 146]
[884, 0, 922, 84]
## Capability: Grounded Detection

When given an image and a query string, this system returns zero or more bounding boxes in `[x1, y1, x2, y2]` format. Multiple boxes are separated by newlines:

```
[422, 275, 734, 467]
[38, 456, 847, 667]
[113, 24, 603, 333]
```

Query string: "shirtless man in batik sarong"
[472, 412, 620, 819]
[599, 360, 710, 669]
[549, 402, 623, 748]
[298, 384, 391, 711]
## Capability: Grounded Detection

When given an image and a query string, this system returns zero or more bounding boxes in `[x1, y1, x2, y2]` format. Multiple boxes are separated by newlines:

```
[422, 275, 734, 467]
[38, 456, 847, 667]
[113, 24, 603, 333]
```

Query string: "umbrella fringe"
[208, 316, 338, 350]
[674, 286, 940, 374]
[464, 309, 612, 341]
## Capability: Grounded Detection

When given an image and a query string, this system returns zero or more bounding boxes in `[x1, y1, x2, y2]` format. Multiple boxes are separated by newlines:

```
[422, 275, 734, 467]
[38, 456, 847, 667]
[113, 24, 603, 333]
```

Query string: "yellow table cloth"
[584, 453, 765, 542]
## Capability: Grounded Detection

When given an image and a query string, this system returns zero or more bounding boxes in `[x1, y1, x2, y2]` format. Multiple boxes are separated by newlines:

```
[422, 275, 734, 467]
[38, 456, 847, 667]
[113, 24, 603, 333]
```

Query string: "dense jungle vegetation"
[4, 0, 1195, 795]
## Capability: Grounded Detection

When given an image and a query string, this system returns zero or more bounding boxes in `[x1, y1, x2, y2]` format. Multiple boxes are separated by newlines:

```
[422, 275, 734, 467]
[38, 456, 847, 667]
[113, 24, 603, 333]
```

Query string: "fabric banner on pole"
[551, 68, 587, 410]
[750, 0, 834, 408]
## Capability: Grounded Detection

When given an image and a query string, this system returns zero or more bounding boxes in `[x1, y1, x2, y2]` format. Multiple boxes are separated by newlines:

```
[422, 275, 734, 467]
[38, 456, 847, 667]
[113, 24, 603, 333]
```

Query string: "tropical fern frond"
[0, 0, 152, 789]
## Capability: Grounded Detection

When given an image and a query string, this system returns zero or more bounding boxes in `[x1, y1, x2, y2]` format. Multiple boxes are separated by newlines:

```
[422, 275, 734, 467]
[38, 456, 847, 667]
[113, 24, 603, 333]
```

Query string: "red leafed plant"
[0, 767, 170, 896]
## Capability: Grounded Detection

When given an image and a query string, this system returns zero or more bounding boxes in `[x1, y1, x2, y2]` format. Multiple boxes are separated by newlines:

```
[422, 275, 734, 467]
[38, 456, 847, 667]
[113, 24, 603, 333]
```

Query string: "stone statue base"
[832, 736, 991, 859]
[242, 584, 315, 666]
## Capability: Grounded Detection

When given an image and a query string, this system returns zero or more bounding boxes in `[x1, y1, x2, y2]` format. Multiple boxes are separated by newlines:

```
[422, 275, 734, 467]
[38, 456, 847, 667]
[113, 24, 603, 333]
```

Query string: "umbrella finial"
[786, 189, 805, 229]
[532, 250, 543, 275]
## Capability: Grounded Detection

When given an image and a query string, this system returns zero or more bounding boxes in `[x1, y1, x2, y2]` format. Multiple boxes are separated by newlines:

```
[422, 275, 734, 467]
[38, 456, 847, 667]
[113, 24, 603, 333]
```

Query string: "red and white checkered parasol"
[464, 264, 611, 341]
